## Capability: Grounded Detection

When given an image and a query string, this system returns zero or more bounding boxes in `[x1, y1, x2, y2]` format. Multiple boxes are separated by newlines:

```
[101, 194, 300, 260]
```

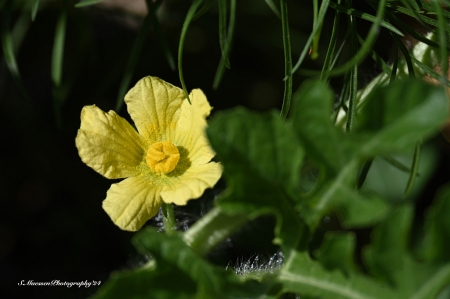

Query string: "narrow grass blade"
[321, 0, 341, 81]
[389, 45, 399, 84]
[52, 0, 69, 128]
[332, 70, 351, 123]
[404, 143, 422, 198]
[310, 0, 321, 60]
[152, 15, 176, 71]
[1, 3, 31, 98]
[359, 33, 391, 77]
[389, 12, 450, 52]
[289, 0, 330, 77]
[419, 0, 450, 19]
[391, 31, 415, 78]
[192, 0, 215, 22]
[115, 0, 162, 111]
[411, 55, 450, 88]
[32, 0, 40, 21]
[431, 0, 448, 86]
[280, 0, 292, 119]
[1, 20, 29, 99]
[439, 0, 450, 7]
[316, 0, 386, 78]
[75, 0, 104, 8]
[178, 0, 205, 103]
[212, 0, 236, 89]
[329, 30, 350, 70]
[357, 158, 374, 189]
[52, 0, 68, 88]
[346, 1, 358, 132]
[395, 6, 438, 29]
[382, 155, 420, 176]
[397, 0, 433, 32]
[329, 1, 403, 36]
[218, 0, 230, 69]
[264, 0, 281, 18]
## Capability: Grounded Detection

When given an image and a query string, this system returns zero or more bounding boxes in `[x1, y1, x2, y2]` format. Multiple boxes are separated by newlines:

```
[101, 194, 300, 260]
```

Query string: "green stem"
[280, 0, 293, 119]
[162, 202, 176, 235]
[183, 207, 248, 256]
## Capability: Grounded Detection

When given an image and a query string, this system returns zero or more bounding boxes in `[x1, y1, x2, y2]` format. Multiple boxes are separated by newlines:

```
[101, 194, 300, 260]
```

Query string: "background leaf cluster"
[92, 79, 450, 299]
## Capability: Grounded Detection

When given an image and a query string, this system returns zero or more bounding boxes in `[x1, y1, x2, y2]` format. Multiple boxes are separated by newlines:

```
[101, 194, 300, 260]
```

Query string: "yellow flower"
[75, 76, 223, 231]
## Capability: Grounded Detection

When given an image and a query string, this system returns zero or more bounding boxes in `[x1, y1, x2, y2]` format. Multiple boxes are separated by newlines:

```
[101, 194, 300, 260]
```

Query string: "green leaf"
[218, 0, 231, 69]
[430, 0, 449, 86]
[51, 0, 69, 128]
[1, 3, 29, 99]
[279, 199, 450, 298]
[192, 0, 215, 21]
[391, 29, 416, 79]
[207, 108, 308, 252]
[183, 207, 248, 256]
[75, 0, 104, 8]
[411, 55, 450, 88]
[346, 6, 358, 132]
[356, 80, 448, 156]
[361, 146, 438, 203]
[279, 250, 396, 299]
[363, 205, 450, 299]
[291, 79, 445, 229]
[213, 0, 236, 89]
[91, 259, 197, 299]
[31, 0, 40, 21]
[314, 231, 361, 275]
[387, 12, 450, 52]
[92, 229, 272, 299]
[52, 0, 68, 88]
[297, 160, 389, 229]
[329, 1, 403, 36]
[419, 185, 450, 263]
[356, 158, 374, 189]
[403, 142, 421, 198]
[264, 0, 281, 18]
[290, 80, 357, 176]
[291, 81, 389, 229]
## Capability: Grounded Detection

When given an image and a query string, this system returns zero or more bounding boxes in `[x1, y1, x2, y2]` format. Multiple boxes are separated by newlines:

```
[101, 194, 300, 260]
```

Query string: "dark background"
[2, 1, 450, 298]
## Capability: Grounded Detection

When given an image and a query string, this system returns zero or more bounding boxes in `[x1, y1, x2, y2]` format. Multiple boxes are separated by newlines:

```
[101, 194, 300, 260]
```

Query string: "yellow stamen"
[146, 140, 180, 173]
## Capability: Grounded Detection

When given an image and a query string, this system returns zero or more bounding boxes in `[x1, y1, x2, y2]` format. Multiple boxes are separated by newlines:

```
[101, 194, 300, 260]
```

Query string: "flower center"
[146, 140, 180, 173]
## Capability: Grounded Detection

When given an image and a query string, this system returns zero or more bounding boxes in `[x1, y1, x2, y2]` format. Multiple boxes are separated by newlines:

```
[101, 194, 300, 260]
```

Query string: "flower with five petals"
[75, 76, 222, 231]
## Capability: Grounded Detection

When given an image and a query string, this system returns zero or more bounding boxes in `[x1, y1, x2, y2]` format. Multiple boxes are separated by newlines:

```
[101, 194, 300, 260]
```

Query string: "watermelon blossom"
[75, 76, 222, 231]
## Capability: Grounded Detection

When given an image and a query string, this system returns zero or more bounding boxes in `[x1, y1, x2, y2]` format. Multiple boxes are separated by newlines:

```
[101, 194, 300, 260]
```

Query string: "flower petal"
[124, 76, 185, 143]
[103, 177, 162, 231]
[173, 89, 215, 165]
[160, 162, 223, 205]
[76, 105, 146, 179]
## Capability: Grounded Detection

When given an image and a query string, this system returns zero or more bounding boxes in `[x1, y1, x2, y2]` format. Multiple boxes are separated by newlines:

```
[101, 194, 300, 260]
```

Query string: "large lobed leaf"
[356, 80, 448, 157]
[363, 203, 450, 299]
[279, 187, 450, 299]
[91, 229, 273, 299]
[207, 108, 308, 252]
[290, 79, 447, 229]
